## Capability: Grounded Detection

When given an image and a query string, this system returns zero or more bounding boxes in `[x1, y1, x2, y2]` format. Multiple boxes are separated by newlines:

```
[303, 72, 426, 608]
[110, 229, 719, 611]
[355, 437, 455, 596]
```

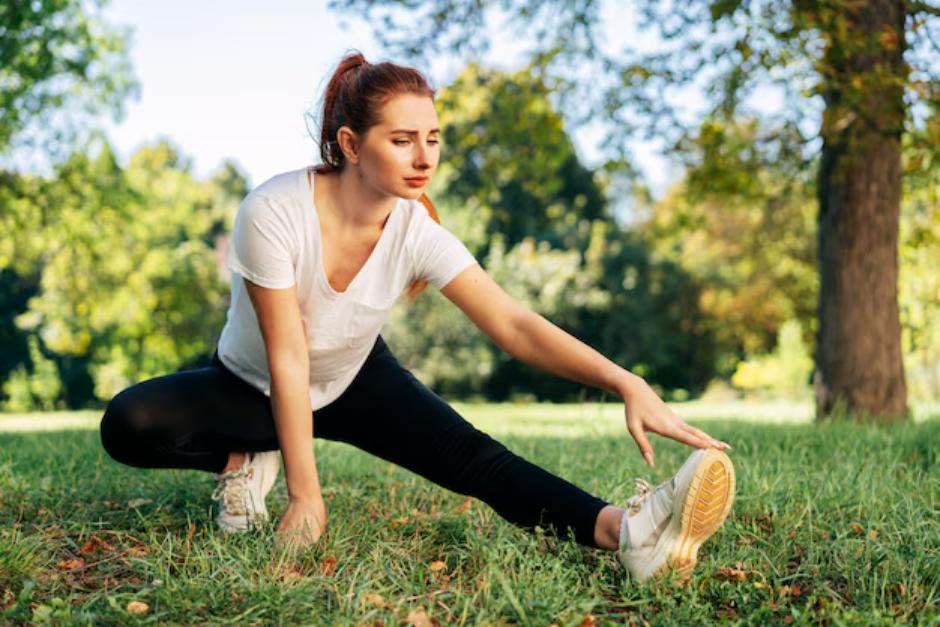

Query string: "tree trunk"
[814, 0, 910, 422]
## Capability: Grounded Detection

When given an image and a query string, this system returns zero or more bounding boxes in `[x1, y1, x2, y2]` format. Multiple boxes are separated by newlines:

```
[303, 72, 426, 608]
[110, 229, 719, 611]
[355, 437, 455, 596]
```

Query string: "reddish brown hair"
[311, 51, 440, 301]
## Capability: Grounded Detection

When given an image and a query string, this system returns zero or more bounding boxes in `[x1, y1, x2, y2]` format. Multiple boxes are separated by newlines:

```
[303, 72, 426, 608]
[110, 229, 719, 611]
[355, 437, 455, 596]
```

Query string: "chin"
[400, 187, 426, 199]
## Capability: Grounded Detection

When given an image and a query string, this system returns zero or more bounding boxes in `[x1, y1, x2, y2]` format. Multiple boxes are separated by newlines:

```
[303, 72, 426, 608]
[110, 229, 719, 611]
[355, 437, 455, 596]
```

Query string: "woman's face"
[342, 93, 441, 200]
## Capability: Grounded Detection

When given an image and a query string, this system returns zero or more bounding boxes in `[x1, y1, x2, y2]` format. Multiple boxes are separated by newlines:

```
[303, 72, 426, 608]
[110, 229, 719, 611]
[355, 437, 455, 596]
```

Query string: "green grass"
[0, 405, 938, 625]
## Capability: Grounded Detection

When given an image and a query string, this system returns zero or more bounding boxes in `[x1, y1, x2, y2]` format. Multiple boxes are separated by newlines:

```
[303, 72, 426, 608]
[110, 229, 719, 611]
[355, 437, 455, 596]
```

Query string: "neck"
[322, 166, 397, 233]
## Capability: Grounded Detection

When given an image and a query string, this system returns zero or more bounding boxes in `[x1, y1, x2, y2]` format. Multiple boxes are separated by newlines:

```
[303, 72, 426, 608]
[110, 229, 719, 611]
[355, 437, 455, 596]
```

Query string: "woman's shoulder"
[399, 195, 440, 227]
[249, 167, 307, 202]
[236, 167, 309, 222]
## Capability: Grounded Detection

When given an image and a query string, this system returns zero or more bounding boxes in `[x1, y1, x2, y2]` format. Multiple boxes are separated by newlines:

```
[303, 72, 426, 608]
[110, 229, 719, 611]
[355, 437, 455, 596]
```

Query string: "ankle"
[222, 451, 247, 473]
[593, 505, 626, 551]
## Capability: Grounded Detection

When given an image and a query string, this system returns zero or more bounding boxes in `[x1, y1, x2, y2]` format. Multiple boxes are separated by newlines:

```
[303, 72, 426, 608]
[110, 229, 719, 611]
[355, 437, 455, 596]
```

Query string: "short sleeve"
[409, 211, 478, 290]
[227, 193, 296, 289]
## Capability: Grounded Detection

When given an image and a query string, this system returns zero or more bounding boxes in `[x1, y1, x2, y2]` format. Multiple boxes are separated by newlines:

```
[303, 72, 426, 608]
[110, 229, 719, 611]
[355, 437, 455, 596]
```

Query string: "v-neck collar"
[300, 166, 399, 298]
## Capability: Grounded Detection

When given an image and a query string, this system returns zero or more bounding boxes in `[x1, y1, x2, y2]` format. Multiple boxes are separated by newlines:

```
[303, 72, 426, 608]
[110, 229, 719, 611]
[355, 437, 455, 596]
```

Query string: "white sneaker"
[211, 451, 280, 532]
[618, 448, 735, 582]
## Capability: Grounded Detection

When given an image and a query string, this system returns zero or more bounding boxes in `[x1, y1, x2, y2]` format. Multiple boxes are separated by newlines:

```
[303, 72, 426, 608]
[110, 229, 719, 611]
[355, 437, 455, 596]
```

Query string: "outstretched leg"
[313, 336, 612, 549]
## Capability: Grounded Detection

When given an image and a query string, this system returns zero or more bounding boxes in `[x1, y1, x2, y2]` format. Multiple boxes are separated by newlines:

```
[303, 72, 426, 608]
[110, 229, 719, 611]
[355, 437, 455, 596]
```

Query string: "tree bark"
[814, 0, 910, 422]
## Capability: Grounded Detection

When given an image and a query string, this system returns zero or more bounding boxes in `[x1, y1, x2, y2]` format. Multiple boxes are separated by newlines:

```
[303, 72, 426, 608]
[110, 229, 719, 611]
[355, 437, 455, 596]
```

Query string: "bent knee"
[99, 388, 154, 466]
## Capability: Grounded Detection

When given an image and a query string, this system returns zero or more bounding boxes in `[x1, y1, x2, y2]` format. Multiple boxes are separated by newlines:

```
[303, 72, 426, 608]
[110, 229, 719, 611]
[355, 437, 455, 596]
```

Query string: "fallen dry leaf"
[716, 562, 748, 581]
[850, 522, 865, 535]
[126, 545, 149, 557]
[580, 615, 597, 627]
[363, 593, 388, 608]
[127, 498, 153, 508]
[126, 600, 149, 614]
[868, 529, 879, 541]
[390, 516, 412, 527]
[320, 556, 338, 576]
[791, 583, 801, 597]
[455, 499, 473, 513]
[429, 560, 446, 572]
[78, 536, 115, 556]
[406, 607, 432, 627]
[56, 558, 85, 571]
[280, 569, 304, 583]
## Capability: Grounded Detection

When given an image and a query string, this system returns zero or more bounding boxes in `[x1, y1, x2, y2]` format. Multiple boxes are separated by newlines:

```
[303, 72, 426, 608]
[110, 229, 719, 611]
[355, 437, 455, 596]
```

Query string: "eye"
[393, 139, 410, 145]
[428, 139, 440, 145]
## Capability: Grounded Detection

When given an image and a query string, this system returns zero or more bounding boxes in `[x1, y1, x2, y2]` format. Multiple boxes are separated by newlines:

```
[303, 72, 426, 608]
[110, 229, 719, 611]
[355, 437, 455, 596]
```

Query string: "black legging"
[99, 335, 609, 547]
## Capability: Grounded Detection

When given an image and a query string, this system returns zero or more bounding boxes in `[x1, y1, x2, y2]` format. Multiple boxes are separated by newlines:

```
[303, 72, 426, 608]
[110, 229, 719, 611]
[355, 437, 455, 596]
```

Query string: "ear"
[336, 126, 360, 165]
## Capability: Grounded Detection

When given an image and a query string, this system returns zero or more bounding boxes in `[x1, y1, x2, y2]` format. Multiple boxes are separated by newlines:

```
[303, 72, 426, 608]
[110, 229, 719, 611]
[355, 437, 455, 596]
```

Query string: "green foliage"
[0, 0, 138, 161]
[0, 136, 249, 406]
[899, 108, 940, 403]
[638, 117, 818, 374]
[432, 63, 610, 258]
[0, 334, 63, 412]
[731, 319, 813, 400]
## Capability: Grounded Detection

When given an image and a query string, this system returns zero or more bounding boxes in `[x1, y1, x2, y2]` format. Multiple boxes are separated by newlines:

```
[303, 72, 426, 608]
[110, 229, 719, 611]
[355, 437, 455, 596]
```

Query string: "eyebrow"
[390, 128, 441, 134]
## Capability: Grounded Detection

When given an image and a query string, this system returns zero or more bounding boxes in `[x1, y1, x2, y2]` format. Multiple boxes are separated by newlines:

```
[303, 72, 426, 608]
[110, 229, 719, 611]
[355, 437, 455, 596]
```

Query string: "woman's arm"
[439, 264, 635, 396]
[243, 278, 325, 542]
[440, 264, 731, 465]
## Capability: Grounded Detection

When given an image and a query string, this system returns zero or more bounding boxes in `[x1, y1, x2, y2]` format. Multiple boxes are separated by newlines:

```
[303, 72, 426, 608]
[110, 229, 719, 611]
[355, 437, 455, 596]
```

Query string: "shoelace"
[211, 465, 255, 516]
[625, 477, 653, 515]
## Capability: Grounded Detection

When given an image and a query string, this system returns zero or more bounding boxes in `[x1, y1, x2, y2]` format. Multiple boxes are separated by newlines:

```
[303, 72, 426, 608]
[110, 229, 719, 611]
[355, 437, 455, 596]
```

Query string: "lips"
[405, 177, 428, 187]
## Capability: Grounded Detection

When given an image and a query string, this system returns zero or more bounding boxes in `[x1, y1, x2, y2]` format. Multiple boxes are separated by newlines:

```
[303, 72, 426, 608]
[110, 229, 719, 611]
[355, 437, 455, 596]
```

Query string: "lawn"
[0, 403, 938, 624]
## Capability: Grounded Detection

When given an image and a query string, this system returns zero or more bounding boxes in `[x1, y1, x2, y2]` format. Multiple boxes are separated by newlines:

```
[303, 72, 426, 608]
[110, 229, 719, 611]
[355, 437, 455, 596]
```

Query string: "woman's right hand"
[276, 495, 327, 549]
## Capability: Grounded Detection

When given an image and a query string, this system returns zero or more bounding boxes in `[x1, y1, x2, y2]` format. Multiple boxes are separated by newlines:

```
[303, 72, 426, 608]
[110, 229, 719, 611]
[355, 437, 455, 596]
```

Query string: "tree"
[1, 136, 247, 409]
[0, 0, 137, 165]
[431, 63, 610, 258]
[330, 0, 940, 421]
[639, 116, 819, 378]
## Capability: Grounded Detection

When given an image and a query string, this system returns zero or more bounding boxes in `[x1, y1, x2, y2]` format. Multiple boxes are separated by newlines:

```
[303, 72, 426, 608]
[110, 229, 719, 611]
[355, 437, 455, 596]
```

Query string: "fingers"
[275, 509, 325, 549]
[677, 421, 732, 451]
[276, 526, 321, 549]
[669, 423, 713, 449]
[627, 420, 656, 467]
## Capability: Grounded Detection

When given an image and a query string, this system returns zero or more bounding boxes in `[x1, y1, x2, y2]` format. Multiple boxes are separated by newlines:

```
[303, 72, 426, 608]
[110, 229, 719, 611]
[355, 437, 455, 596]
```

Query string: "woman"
[99, 52, 735, 583]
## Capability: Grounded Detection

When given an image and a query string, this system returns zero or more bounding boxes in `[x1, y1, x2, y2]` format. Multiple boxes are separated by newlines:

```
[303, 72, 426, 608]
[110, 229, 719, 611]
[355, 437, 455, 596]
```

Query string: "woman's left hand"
[621, 374, 731, 468]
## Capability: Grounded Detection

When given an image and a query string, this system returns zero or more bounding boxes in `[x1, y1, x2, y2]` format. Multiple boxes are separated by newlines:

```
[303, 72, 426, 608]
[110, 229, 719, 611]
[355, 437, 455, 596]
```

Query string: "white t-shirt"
[217, 166, 478, 410]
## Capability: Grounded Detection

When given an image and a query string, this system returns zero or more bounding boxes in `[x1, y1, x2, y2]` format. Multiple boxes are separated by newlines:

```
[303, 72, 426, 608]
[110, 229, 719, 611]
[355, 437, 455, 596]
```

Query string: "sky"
[93, 0, 680, 197]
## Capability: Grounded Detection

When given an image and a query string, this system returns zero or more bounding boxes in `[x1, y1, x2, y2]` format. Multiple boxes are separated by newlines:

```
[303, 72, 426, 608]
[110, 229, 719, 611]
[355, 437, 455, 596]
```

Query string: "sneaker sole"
[660, 448, 735, 579]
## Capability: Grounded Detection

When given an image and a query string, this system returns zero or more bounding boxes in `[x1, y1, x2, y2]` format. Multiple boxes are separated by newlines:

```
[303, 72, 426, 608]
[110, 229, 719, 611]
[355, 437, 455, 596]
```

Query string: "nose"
[414, 142, 433, 170]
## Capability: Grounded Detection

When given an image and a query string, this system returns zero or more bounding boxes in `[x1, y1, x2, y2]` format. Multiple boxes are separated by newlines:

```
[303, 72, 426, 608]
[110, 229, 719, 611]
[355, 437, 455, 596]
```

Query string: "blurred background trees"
[329, 0, 940, 421]
[1, 0, 938, 418]
[0, 136, 245, 410]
